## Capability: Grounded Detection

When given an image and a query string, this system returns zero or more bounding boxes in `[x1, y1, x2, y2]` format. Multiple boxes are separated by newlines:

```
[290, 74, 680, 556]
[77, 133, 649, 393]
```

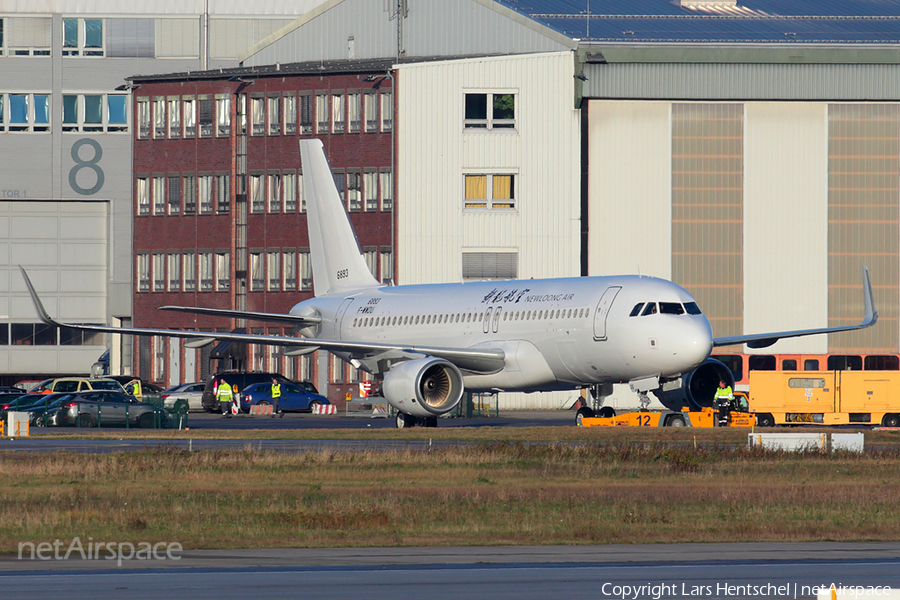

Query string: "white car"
[161, 382, 205, 412]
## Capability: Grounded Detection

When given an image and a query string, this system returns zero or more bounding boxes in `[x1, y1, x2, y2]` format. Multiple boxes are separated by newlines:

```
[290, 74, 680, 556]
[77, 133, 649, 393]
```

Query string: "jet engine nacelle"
[655, 358, 736, 412]
[382, 357, 465, 418]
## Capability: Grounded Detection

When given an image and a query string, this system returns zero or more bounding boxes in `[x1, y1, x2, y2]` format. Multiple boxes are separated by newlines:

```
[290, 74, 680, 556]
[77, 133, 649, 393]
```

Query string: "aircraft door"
[336, 298, 354, 339]
[492, 307, 502, 333]
[593, 286, 621, 341]
[483, 308, 493, 334]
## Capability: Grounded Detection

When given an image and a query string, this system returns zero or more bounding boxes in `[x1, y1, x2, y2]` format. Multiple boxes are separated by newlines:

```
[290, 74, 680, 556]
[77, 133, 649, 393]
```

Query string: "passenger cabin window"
[827, 355, 862, 371]
[781, 359, 798, 371]
[684, 302, 702, 315]
[659, 302, 684, 315]
[803, 359, 820, 371]
[748, 355, 776, 371]
[864, 355, 900, 370]
[640, 303, 657, 316]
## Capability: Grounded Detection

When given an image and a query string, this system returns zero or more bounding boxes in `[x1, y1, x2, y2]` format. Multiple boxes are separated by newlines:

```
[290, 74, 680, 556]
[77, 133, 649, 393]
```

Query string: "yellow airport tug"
[576, 393, 755, 428]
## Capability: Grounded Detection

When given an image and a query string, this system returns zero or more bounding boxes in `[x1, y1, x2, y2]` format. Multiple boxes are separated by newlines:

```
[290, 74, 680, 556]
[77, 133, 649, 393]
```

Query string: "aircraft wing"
[158, 305, 321, 326]
[19, 267, 505, 373]
[712, 266, 878, 349]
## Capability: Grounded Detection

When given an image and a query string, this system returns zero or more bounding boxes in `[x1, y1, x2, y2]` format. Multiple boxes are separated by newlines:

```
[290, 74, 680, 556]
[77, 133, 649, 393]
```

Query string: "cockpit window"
[659, 302, 684, 315]
[684, 302, 702, 315]
[629, 303, 644, 317]
[641, 303, 657, 316]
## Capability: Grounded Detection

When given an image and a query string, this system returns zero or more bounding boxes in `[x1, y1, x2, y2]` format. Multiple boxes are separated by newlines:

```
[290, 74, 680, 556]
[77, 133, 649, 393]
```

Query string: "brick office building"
[128, 59, 395, 403]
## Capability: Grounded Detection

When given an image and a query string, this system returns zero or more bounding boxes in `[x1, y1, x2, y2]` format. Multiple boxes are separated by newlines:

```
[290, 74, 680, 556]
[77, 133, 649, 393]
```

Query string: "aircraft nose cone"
[682, 318, 714, 368]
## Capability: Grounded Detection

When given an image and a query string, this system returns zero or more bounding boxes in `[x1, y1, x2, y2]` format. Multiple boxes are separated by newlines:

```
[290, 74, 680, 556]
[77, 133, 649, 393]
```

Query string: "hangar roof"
[497, 0, 900, 43]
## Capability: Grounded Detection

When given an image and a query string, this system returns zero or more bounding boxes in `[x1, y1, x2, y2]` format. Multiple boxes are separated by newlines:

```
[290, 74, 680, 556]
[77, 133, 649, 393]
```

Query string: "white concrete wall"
[743, 103, 829, 354]
[587, 101, 672, 278]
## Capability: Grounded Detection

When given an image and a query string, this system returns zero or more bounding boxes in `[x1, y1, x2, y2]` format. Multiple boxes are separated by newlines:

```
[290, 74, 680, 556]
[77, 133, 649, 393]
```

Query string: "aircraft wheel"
[598, 406, 615, 418]
[666, 415, 686, 427]
[396, 412, 416, 429]
[757, 413, 775, 427]
[575, 407, 594, 426]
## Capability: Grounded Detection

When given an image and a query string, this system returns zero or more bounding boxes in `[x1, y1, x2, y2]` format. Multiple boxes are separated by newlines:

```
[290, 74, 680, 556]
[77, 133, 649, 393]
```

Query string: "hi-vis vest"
[714, 386, 734, 401]
[272, 383, 282, 398]
[216, 383, 234, 400]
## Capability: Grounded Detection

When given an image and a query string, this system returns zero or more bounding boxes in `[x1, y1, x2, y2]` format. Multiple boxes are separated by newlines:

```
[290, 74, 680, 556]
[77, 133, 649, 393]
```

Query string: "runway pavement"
[1, 543, 899, 600]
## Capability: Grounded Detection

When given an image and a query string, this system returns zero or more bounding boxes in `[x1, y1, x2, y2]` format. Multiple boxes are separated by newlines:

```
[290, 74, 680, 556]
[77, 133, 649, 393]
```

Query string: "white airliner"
[20, 139, 878, 428]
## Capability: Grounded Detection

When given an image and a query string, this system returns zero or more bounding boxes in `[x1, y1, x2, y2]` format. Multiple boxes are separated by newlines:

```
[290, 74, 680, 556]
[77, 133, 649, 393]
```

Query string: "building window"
[215, 175, 229, 213]
[464, 173, 515, 210]
[283, 250, 296, 291]
[167, 97, 180, 138]
[62, 18, 104, 57]
[137, 97, 150, 138]
[183, 253, 196, 292]
[136, 177, 149, 216]
[2, 16, 52, 57]
[198, 96, 213, 137]
[464, 92, 515, 130]
[152, 97, 165, 138]
[380, 91, 392, 132]
[216, 252, 229, 291]
[331, 356, 344, 383]
[152, 253, 165, 292]
[284, 172, 297, 212]
[364, 171, 378, 211]
[199, 253, 213, 292]
[380, 248, 393, 285]
[299, 173, 306, 213]
[152, 336, 165, 382]
[61, 94, 128, 133]
[198, 175, 213, 214]
[216, 94, 230, 136]
[167, 176, 181, 214]
[268, 95, 280, 135]
[348, 93, 361, 133]
[250, 253, 263, 291]
[183, 97, 196, 137]
[462, 251, 517, 281]
[347, 171, 361, 211]
[300, 250, 312, 290]
[250, 174, 264, 213]
[152, 176, 165, 215]
[267, 251, 280, 291]
[168, 254, 180, 292]
[284, 95, 296, 135]
[380, 170, 393, 211]
[268, 173, 282, 213]
[183, 175, 196, 214]
[250, 97, 264, 136]
[332, 93, 345, 134]
[364, 249, 377, 278]
[136, 254, 149, 292]
[300, 93, 312, 134]
[364, 92, 377, 132]
[316, 94, 329, 134]
[2, 93, 50, 132]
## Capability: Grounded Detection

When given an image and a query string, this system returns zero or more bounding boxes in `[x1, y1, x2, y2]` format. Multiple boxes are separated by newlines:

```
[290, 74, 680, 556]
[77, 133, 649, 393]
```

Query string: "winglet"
[861, 265, 878, 327]
[19, 266, 59, 327]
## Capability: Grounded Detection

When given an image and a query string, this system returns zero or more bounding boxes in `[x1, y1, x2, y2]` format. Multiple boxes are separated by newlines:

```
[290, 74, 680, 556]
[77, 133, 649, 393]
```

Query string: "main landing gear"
[395, 412, 438, 429]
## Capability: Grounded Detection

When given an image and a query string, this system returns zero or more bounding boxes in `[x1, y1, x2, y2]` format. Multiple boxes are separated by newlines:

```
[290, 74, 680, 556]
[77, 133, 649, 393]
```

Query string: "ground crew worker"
[713, 380, 734, 426]
[216, 378, 235, 418]
[271, 378, 283, 418]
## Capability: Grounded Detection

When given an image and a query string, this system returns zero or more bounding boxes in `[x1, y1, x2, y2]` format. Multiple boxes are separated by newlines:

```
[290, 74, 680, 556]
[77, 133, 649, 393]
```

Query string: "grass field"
[3, 430, 900, 551]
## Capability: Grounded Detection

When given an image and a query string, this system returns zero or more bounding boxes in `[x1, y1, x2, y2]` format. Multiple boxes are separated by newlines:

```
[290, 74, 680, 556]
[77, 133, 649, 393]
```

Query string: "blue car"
[239, 382, 329, 413]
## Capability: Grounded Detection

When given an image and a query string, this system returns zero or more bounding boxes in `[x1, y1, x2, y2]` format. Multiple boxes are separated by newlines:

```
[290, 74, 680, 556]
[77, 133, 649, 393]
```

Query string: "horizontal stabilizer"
[713, 266, 878, 348]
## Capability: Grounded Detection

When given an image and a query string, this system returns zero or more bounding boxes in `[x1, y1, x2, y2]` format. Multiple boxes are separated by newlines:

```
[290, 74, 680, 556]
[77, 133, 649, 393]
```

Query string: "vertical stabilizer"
[300, 139, 382, 297]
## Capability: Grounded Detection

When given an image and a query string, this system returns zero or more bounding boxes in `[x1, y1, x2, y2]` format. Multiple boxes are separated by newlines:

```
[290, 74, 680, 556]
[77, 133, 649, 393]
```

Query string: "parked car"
[32, 378, 126, 394]
[239, 382, 329, 413]
[161, 382, 205, 412]
[101, 376, 165, 403]
[1, 393, 53, 421]
[55, 390, 164, 428]
[23, 393, 77, 426]
[201, 372, 291, 413]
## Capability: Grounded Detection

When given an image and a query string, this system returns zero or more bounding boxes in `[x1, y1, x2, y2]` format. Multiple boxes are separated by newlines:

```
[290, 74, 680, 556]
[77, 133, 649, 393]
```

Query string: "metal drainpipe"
[387, 69, 395, 285]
